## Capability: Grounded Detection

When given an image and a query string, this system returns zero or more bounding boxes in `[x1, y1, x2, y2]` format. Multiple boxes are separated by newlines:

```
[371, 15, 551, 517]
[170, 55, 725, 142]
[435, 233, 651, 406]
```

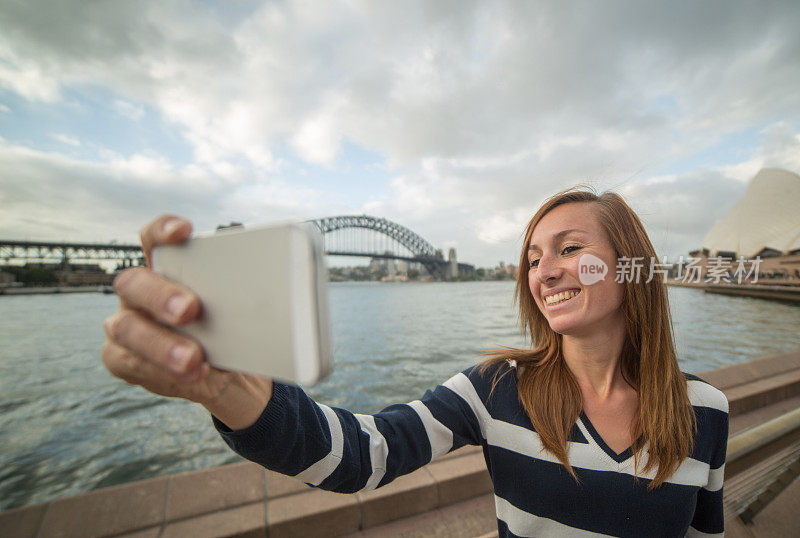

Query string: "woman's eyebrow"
[528, 229, 588, 253]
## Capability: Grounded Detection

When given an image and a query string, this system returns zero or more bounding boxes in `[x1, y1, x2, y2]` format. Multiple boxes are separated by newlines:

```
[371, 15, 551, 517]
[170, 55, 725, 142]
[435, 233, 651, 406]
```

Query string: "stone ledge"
[162, 502, 264, 538]
[0, 503, 46, 538]
[355, 467, 437, 528]
[1, 445, 484, 538]
[698, 348, 800, 416]
[425, 451, 494, 507]
[700, 349, 800, 390]
[4, 348, 799, 537]
[267, 487, 360, 537]
[39, 475, 168, 538]
[166, 461, 266, 522]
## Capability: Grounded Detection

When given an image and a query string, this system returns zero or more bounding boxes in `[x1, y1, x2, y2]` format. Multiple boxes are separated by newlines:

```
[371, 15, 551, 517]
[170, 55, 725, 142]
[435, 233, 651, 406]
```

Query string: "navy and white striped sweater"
[213, 360, 729, 537]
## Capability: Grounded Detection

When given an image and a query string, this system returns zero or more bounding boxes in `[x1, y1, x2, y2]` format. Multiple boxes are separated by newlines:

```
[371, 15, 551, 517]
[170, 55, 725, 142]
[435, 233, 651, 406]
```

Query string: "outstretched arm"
[212, 366, 488, 494]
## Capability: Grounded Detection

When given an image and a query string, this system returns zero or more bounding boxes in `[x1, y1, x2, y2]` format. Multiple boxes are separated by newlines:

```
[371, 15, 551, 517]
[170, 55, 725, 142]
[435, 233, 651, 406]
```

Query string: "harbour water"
[1, 281, 799, 510]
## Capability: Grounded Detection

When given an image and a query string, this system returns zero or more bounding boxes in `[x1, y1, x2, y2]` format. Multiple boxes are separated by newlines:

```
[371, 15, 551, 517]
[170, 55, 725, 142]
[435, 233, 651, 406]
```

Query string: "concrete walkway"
[727, 474, 800, 537]
[343, 494, 497, 538]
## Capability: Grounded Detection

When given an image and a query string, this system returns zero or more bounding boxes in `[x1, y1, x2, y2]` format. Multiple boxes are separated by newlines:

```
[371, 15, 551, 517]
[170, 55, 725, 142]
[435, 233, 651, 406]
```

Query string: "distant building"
[457, 262, 475, 277]
[0, 270, 15, 287]
[369, 251, 399, 275]
[58, 264, 114, 286]
[447, 248, 458, 279]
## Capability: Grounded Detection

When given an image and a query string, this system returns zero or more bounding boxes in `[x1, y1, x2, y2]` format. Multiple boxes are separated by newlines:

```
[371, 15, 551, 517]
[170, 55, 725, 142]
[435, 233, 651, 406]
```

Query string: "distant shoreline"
[0, 285, 115, 296]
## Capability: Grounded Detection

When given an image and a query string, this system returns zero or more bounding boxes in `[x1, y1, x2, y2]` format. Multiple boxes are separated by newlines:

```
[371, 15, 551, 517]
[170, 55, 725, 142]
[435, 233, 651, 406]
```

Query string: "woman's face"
[527, 202, 625, 337]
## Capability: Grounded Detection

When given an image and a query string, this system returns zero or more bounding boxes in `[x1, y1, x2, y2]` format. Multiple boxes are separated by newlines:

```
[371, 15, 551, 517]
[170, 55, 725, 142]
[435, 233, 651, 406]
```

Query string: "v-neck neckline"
[579, 411, 636, 463]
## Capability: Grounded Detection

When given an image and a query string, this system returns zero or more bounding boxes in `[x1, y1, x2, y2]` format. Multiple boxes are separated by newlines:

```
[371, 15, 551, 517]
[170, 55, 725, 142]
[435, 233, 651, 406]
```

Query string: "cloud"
[366, 120, 800, 265]
[50, 133, 81, 147]
[0, 1, 798, 266]
[5, 117, 794, 266]
[0, 140, 330, 243]
[3, 1, 799, 168]
[113, 99, 145, 121]
[291, 110, 342, 166]
[618, 171, 748, 259]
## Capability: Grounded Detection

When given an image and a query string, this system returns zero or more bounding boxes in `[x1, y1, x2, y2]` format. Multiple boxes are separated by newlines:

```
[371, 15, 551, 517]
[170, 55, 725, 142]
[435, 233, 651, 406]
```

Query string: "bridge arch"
[310, 215, 444, 278]
[0, 216, 453, 279]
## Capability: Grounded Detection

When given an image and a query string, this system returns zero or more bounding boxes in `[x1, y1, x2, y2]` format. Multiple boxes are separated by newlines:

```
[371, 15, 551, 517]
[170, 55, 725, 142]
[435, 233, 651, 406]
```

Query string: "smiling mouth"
[544, 289, 581, 307]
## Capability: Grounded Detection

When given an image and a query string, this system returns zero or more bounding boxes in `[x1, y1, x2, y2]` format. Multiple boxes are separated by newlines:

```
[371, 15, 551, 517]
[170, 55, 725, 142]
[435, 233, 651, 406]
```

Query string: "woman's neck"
[561, 314, 628, 400]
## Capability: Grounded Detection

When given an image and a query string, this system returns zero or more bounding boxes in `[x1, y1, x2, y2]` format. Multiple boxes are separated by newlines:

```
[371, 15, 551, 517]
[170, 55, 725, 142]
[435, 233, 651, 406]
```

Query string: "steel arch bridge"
[311, 215, 446, 278]
[0, 215, 454, 279]
[0, 240, 145, 268]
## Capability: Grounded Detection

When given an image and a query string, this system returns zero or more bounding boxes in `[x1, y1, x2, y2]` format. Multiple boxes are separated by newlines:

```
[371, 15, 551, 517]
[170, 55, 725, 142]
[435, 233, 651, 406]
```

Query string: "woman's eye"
[529, 246, 579, 268]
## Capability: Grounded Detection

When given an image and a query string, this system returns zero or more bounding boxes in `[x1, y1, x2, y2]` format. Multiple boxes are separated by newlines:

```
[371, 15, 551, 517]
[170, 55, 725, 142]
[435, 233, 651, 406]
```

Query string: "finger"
[113, 267, 201, 326]
[139, 215, 192, 266]
[103, 309, 205, 380]
[102, 340, 210, 395]
[102, 340, 143, 384]
[102, 340, 161, 386]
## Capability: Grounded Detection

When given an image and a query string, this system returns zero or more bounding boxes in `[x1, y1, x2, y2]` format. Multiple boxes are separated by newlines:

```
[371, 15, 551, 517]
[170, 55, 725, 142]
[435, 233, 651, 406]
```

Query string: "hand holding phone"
[151, 221, 332, 386]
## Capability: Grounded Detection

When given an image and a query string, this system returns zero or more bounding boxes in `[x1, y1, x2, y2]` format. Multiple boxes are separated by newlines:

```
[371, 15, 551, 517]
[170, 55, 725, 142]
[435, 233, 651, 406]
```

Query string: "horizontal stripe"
[706, 463, 725, 491]
[294, 402, 343, 485]
[369, 402, 434, 486]
[687, 379, 729, 413]
[691, 487, 725, 533]
[354, 413, 388, 491]
[443, 372, 489, 435]
[489, 444, 699, 536]
[495, 494, 615, 537]
[423, 383, 483, 451]
[692, 406, 728, 463]
[407, 399, 453, 460]
[617, 448, 710, 486]
[686, 525, 724, 537]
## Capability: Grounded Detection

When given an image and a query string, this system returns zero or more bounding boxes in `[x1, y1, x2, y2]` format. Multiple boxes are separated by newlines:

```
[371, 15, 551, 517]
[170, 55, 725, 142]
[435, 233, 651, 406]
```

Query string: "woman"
[102, 187, 728, 537]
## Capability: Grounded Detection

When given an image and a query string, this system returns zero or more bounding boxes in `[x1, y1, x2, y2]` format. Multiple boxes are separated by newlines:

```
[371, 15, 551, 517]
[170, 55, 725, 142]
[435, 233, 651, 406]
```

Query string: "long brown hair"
[476, 186, 695, 489]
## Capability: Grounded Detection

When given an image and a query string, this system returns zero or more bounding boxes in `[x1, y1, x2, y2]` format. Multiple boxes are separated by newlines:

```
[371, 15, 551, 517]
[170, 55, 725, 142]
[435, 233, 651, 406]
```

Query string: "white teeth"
[545, 289, 580, 305]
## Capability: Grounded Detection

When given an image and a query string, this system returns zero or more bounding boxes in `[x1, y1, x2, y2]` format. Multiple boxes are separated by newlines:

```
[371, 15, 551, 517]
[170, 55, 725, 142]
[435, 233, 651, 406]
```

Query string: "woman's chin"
[547, 321, 574, 335]
[546, 316, 584, 335]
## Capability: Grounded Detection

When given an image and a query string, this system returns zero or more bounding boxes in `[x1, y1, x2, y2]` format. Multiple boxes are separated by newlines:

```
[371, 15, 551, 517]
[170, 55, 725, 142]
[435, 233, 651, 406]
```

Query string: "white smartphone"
[151, 221, 332, 386]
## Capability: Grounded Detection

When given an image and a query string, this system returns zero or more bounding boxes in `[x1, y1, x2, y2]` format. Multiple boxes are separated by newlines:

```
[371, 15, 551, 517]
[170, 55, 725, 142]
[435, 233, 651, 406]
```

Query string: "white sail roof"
[702, 168, 800, 258]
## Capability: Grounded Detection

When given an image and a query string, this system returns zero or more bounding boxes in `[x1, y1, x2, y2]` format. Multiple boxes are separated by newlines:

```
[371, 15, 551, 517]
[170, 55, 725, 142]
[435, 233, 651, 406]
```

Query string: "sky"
[1, 0, 799, 268]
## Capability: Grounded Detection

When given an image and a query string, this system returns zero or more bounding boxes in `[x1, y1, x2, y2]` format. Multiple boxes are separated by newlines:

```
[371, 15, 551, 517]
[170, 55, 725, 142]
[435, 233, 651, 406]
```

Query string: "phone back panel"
[152, 222, 332, 385]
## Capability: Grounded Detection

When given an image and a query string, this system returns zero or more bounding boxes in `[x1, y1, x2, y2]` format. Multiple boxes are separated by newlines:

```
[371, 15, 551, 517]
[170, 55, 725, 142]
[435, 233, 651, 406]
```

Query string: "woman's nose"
[536, 254, 563, 283]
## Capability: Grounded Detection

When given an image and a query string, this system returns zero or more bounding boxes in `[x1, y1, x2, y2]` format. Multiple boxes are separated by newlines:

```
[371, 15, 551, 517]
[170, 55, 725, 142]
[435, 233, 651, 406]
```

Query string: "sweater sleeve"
[211, 365, 486, 493]
[687, 399, 729, 537]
